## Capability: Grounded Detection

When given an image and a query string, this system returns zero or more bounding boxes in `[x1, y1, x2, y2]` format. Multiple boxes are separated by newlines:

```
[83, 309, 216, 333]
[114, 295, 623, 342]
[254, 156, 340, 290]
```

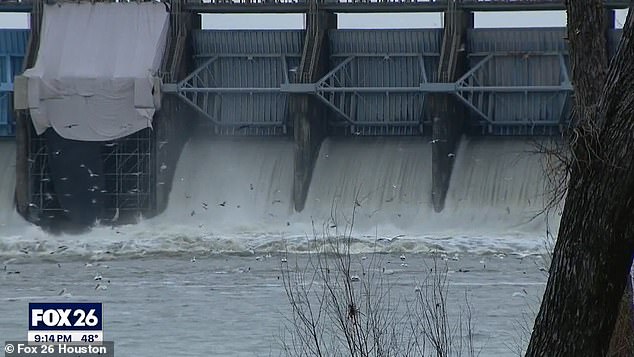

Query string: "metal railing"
[1, 0, 628, 13]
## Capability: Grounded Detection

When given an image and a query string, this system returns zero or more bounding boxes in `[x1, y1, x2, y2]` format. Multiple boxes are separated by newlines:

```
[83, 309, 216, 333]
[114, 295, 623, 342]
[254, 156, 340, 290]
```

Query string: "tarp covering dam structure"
[23, 2, 168, 141]
[1, 0, 627, 235]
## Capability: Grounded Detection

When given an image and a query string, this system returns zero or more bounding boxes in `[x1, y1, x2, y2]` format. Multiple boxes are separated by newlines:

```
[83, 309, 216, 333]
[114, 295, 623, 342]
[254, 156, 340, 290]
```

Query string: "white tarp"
[23, 2, 169, 141]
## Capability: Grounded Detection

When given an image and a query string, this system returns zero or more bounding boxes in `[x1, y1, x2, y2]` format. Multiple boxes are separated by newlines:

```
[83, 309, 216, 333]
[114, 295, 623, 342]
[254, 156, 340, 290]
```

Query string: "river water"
[1, 252, 547, 356]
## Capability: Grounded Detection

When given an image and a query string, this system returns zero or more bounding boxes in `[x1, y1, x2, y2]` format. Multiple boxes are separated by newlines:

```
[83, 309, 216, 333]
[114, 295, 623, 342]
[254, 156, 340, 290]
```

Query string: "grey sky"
[200, 10, 629, 29]
[0, 9, 628, 29]
[0, 13, 29, 28]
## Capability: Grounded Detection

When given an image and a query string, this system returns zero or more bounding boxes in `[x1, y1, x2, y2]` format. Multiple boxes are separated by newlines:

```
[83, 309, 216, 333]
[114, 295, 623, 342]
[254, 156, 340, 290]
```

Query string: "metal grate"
[29, 129, 155, 223]
[101, 129, 154, 217]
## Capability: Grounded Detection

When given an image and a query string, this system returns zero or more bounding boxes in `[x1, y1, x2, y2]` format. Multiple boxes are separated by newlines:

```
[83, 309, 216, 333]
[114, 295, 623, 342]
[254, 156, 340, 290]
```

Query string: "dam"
[0, 4, 631, 355]
[0, 0, 628, 233]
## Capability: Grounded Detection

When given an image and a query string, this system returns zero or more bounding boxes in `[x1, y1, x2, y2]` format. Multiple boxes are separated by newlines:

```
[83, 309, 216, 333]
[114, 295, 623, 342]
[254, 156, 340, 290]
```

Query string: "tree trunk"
[608, 276, 634, 356]
[526, 2, 634, 356]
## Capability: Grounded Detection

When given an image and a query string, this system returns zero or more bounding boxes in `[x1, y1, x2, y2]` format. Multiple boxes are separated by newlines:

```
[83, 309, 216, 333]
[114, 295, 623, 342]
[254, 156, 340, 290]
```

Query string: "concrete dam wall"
[160, 136, 550, 237]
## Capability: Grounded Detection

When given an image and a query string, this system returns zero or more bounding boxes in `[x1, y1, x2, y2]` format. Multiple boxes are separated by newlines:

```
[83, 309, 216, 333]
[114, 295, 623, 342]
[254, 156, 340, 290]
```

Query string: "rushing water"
[0, 137, 555, 356]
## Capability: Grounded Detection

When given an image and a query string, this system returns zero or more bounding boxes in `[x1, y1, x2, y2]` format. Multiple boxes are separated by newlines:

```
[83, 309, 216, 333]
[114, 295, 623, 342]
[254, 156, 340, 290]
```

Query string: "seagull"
[399, 254, 406, 261]
[191, 256, 196, 263]
[94, 273, 102, 281]
[350, 275, 361, 282]
[448, 153, 456, 158]
[51, 246, 68, 255]
[382, 268, 395, 275]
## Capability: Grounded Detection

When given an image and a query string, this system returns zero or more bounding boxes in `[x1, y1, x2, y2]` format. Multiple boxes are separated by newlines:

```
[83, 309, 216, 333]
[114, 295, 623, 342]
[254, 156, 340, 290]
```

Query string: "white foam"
[0, 140, 34, 233]
[301, 137, 433, 233]
[0, 137, 559, 261]
[162, 137, 294, 232]
[431, 137, 553, 235]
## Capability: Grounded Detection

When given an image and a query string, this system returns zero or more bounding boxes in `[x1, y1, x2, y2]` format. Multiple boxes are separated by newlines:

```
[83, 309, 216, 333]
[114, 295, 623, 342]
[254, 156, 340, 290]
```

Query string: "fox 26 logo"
[29, 303, 102, 331]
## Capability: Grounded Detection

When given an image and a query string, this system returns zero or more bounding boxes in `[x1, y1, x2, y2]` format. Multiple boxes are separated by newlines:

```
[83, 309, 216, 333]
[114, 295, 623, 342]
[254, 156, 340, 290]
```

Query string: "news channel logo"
[27, 303, 103, 343]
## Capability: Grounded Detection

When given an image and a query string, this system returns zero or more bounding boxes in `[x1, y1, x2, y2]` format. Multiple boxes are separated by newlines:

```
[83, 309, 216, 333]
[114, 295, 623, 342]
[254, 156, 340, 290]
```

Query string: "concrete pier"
[431, 6, 472, 212]
[291, 8, 336, 211]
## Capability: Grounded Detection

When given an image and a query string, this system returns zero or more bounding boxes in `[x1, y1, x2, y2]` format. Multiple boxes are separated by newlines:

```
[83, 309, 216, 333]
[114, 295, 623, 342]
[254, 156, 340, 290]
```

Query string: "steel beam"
[180, 0, 629, 14]
[179, 87, 282, 93]
[168, 33, 577, 131]
[1, 0, 629, 14]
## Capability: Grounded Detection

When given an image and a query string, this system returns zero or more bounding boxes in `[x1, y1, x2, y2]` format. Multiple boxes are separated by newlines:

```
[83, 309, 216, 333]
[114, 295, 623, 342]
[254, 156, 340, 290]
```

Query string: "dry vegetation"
[279, 206, 479, 357]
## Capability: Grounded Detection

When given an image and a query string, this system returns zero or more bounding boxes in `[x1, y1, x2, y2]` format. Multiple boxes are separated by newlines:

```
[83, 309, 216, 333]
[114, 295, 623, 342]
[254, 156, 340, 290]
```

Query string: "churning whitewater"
[0, 137, 555, 261]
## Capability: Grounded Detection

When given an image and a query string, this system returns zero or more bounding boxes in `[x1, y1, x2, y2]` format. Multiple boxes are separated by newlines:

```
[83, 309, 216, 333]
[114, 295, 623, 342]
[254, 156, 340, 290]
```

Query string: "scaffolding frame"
[28, 128, 155, 223]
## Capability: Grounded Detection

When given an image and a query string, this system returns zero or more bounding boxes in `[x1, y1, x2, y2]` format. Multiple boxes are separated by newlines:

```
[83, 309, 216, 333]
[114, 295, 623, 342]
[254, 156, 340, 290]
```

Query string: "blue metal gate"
[0, 29, 28, 136]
